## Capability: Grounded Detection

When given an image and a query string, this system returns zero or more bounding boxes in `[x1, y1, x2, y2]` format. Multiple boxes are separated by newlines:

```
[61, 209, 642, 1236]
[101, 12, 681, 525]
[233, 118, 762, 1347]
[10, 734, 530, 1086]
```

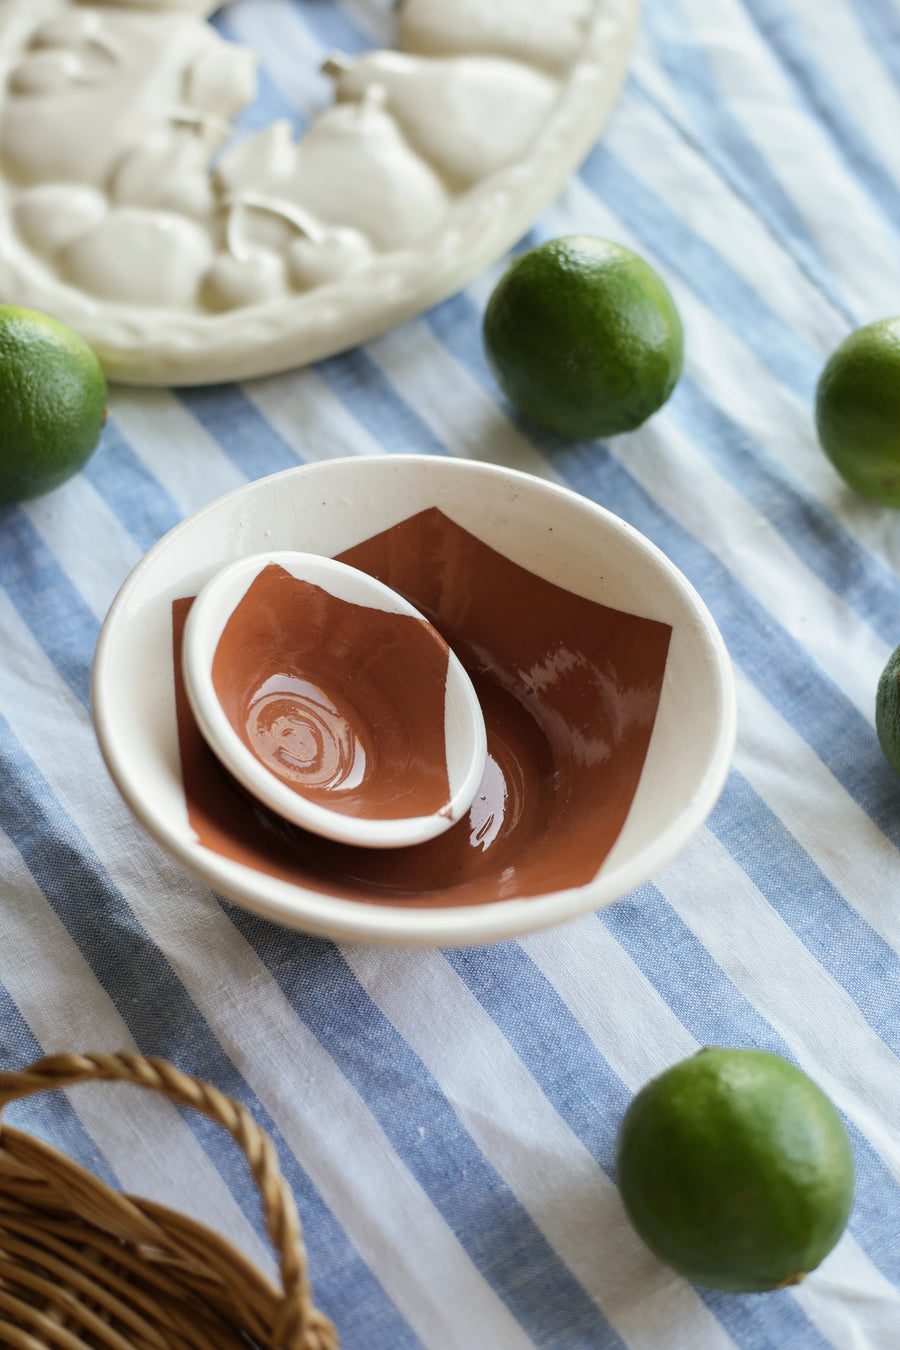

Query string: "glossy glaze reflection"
[173, 508, 672, 907]
[211, 564, 450, 820]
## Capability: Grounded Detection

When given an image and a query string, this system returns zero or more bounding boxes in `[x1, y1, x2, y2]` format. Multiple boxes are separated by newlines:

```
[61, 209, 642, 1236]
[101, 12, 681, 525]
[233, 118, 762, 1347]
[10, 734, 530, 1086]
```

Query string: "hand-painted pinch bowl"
[91, 455, 737, 947]
[181, 550, 487, 849]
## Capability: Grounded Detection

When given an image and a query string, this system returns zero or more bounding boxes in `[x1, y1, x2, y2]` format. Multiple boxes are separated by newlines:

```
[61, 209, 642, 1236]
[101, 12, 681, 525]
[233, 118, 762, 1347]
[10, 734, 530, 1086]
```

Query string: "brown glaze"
[173, 508, 672, 908]
[211, 564, 450, 819]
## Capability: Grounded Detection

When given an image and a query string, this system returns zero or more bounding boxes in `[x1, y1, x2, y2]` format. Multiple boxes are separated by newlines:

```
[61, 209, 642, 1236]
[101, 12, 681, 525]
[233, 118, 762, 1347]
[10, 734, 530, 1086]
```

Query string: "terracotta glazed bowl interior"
[180, 549, 487, 849]
[92, 455, 736, 946]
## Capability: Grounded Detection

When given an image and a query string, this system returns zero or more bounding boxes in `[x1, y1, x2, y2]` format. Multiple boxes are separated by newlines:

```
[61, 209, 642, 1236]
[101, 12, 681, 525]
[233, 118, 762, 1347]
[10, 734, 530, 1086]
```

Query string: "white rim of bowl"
[181, 550, 487, 849]
[91, 455, 737, 947]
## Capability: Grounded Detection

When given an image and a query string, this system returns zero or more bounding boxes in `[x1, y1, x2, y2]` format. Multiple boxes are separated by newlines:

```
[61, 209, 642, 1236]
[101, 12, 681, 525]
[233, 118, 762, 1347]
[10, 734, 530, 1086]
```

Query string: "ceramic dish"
[92, 456, 737, 946]
[181, 550, 487, 848]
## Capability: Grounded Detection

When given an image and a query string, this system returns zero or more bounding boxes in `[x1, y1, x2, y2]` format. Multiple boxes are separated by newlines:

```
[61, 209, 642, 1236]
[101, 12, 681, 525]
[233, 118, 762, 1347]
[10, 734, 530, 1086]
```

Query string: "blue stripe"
[554, 442, 900, 847]
[576, 142, 822, 399]
[178, 384, 302, 480]
[637, 0, 855, 322]
[709, 772, 900, 1056]
[427, 290, 514, 395]
[211, 7, 310, 138]
[603, 886, 900, 1290]
[444, 944, 629, 1176]
[0, 716, 408, 1343]
[667, 376, 900, 646]
[741, 0, 900, 229]
[223, 909, 627, 1350]
[847, 0, 900, 88]
[214, 0, 369, 145]
[83, 418, 182, 554]
[316, 349, 449, 455]
[0, 715, 264, 1223]
[447, 942, 834, 1348]
[0, 508, 98, 709]
[284, 0, 376, 57]
[0, 980, 119, 1189]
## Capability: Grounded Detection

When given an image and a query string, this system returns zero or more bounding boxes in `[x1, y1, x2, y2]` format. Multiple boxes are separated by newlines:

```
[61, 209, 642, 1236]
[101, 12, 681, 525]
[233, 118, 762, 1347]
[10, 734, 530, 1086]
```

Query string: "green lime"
[876, 643, 900, 777]
[615, 1047, 854, 1292]
[0, 305, 107, 504]
[482, 236, 683, 438]
[815, 318, 900, 505]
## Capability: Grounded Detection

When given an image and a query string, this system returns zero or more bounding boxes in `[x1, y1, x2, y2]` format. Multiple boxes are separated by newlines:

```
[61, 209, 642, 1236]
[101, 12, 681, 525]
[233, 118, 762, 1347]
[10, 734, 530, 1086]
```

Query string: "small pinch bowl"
[92, 455, 737, 947]
[181, 551, 487, 849]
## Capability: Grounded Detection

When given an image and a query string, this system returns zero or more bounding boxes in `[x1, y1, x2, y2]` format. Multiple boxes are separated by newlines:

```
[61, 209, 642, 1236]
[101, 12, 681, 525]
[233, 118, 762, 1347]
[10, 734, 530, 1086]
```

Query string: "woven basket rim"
[0, 1052, 337, 1350]
[0, 1120, 282, 1296]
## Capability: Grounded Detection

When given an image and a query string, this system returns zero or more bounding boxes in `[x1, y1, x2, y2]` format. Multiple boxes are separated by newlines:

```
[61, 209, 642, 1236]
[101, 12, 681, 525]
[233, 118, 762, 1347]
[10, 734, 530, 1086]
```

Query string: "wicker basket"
[0, 1052, 338, 1350]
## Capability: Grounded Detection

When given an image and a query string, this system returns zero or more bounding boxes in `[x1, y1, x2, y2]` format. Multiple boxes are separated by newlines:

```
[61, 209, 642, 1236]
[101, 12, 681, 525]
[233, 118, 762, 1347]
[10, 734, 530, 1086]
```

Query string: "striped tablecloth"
[3, 1, 900, 1347]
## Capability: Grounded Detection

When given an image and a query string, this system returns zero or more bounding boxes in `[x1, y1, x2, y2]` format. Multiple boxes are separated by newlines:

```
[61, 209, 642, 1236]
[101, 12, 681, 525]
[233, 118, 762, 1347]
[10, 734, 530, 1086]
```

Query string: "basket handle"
[0, 1051, 337, 1350]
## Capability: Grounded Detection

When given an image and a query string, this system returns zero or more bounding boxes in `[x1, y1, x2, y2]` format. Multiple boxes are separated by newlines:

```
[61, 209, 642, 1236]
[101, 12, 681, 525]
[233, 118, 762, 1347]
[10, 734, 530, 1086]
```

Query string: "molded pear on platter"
[0, 0, 639, 384]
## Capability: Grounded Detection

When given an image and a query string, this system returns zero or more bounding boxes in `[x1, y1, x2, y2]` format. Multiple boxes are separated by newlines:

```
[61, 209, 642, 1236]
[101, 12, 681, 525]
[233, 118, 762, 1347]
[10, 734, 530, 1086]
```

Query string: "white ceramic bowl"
[181, 550, 487, 848]
[92, 455, 736, 946]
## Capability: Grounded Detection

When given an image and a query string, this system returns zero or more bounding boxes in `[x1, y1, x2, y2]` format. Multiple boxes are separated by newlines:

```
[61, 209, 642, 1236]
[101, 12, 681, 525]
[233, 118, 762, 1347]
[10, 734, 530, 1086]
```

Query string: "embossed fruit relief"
[0, 0, 638, 381]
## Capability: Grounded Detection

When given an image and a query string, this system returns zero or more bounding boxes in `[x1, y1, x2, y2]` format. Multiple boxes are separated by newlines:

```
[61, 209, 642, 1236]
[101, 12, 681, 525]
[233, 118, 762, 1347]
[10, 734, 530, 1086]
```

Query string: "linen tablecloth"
[3, 1, 900, 1346]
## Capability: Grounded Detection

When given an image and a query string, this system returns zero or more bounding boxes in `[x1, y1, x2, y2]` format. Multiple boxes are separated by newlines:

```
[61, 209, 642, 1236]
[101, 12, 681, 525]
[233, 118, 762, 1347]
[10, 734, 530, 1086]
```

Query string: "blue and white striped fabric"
[3, 1, 900, 1346]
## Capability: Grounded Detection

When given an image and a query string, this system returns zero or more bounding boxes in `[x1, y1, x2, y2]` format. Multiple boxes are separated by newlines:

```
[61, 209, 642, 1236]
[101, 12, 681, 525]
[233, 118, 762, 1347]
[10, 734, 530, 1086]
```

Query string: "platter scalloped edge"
[0, 0, 640, 385]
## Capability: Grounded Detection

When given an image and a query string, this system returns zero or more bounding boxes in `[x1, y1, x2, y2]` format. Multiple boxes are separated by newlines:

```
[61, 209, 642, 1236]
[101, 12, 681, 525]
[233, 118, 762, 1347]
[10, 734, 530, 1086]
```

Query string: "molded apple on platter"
[0, 0, 640, 383]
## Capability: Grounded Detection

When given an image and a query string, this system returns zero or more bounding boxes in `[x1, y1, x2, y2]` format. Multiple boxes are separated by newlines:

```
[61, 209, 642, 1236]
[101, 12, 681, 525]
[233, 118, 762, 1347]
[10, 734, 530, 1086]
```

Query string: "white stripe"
[464, 255, 517, 311]
[23, 476, 142, 623]
[793, 1235, 900, 1350]
[522, 914, 900, 1340]
[628, 23, 684, 129]
[789, 0, 900, 188]
[733, 667, 900, 956]
[367, 321, 560, 479]
[546, 174, 900, 577]
[521, 914, 697, 1090]
[603, 77, 851, 344]
[343, 944, 740, 1350]
[618, 410, 890, 723]
[670, 0, 900, 321]
[240, 367, 386, 460]
[0, 593, 535, 1350]
[658, 830, 900, 1185]
[0, 826, 273, 1275]
[108, 387, 246, 518]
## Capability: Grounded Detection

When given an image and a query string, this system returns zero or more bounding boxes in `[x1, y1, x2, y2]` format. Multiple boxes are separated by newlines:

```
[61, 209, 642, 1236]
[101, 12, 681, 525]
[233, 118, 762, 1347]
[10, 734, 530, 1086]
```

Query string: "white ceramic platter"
[0, 0, 639, 385]
[92, 456, 737, 946]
